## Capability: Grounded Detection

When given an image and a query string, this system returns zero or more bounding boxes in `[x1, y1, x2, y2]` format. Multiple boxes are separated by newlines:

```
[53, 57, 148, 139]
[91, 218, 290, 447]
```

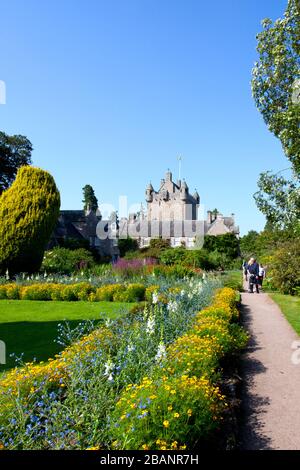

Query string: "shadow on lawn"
[0, 320, 87, 372]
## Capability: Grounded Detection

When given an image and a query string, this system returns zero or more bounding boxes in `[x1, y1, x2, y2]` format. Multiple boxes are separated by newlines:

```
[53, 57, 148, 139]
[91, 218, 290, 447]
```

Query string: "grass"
[0, 300, 133, 372]
[221, 270, 243, 291]
[269, 293, 300, 336]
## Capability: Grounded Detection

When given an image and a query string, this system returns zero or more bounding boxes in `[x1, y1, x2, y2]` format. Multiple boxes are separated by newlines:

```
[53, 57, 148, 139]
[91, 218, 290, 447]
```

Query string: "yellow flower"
[167, 405, 173, 411]
[173, 412, 180, 418]
[86, 446, 100, 450]
[170, 390, 176, 395]
[163, 420, 169, 428]
[142, 444, 149, 450]
[179, 444, 187, 450]
[187, 409, 192, 416]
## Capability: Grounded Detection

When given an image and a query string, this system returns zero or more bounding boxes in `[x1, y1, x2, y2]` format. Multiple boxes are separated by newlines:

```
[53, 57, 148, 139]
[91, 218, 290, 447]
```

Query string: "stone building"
[129, 170, 239, 248]
[48, 170, 239, 258]
[47, 208, 119, 258]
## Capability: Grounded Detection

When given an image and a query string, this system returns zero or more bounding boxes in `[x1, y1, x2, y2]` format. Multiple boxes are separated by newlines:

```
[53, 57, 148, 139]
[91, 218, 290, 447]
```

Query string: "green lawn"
[269, 293, 300, 336]
[0, 300, 132, 372]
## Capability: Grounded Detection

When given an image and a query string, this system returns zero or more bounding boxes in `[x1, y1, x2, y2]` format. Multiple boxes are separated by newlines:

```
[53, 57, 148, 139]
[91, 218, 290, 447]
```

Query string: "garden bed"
[0, 279, 248, 450]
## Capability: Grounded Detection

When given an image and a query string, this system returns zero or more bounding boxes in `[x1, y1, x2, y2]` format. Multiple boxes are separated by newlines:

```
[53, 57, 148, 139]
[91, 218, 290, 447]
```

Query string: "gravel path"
[239, 285, 300, 450]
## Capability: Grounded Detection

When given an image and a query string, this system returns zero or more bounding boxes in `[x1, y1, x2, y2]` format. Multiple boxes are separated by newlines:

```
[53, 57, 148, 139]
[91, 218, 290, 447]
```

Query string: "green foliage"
[252, 1, 300, 174]
[254, 171, 300, 232]
[159, 247, 186, 265]
[0, 131, 33, 194]
[82, 184, 98, 212]
[222, 271, 243, 292]
[267, 239, 300, 295]
[58, 237, 91, 251]
[118, 237, 139, 257]
[203, 233, 240, 259]
[0, 166, 60, 275]
[149, 238, 171, 250]
[41, 247, 95, 274]
[252, 1, 300, 229]
[240, 228, 296, 261]
[182, 250, 213, 270]
[113, 283, 146, 302]
[239, 230, 260, 259]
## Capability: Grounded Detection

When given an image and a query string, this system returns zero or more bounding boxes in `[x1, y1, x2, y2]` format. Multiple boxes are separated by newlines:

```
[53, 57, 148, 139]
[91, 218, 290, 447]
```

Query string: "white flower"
[146, 316, 155, 335]
[167, 300, 178, 313]
[104, 358, 115, 380]
[152, 292, 159, 304]
[155, 342, 166, 363]
[127, 342, 135, 352]
[5, 269, 9, 280]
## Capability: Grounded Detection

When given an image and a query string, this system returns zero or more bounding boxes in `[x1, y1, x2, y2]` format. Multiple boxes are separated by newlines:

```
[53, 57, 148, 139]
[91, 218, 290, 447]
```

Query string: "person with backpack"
[247, 257, 260, 293]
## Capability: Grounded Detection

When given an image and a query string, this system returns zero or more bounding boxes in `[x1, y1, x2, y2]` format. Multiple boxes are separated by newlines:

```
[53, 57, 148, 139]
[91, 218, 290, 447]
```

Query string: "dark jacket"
[247, 262, 259, 276]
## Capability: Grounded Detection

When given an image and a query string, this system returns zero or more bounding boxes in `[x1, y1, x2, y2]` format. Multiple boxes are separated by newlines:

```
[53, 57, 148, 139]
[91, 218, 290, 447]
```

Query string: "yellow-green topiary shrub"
[0, 166, 60, 275]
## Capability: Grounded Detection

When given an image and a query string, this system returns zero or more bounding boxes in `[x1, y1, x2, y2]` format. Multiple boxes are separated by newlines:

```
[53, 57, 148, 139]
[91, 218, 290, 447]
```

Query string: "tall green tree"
[0, 166, 60, 275]
[252, 0, 300, 231]
[82, 184, 98, 212]
[0, 131, 33, 194]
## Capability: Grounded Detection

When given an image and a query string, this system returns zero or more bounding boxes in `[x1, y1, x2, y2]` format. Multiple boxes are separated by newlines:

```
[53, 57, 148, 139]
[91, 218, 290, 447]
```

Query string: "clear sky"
[0, 0, 289, 235]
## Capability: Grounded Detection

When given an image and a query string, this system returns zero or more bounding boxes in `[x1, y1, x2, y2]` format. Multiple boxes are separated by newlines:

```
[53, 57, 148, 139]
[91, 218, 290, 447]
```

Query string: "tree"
[0, 131, 33, 194]
[82, 184, 98, 212]
[0, 166, 60, 275]
[254, 171, 300, 232]
[252, 1, 300, 230]
[239, 230, 260, 259]
[203, 233, 240, 260]
[118, 237, 139, 257]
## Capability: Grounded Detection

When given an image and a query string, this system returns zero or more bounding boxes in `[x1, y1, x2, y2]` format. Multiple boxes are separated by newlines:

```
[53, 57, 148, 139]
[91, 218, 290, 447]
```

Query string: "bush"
[203, 233, 240, 260]
[94, 284, 125, 301]
[113, 283, 146, 302]
[118, 238, 139, 257]
[41, 247, 95, 274]
[159, 248, 186, 265]
[267, 240, 300, 295]
[0, 166, 60, 275]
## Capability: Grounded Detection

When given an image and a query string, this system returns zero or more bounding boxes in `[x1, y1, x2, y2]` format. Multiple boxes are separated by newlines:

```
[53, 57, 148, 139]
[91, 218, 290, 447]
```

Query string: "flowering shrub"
[0, 282, 146, 303]
[110, 375, 225, 450]
[113, 284, 146, 302]
[108, 287, 248, 450]
[112, 258, 157, 278]
[0, 281, 247, 450]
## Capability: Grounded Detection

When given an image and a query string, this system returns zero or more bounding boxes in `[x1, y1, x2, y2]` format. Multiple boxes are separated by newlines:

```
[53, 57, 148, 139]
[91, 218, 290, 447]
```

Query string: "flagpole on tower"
[177, 155, 182, 180]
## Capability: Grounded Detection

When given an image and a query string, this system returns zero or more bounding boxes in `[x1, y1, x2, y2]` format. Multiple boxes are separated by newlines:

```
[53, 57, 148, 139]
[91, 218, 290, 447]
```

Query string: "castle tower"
[145, 170, 199, 222]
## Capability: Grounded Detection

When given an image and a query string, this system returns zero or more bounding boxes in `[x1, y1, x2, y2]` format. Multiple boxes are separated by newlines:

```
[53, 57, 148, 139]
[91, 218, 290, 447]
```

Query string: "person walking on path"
[247, 258, 259, 293]
[242, 260, 248, 281]
[258, 264, 265, 289]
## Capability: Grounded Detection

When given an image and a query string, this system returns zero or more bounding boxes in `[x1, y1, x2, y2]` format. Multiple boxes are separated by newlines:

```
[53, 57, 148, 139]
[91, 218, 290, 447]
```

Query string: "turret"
[193, 189, 200, 204]
[180, 179, 188, 201]
[146, 182, 154, 202]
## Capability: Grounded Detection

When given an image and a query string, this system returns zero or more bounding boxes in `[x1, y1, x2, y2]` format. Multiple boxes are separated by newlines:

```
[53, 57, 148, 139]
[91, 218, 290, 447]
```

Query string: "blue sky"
[0, 0, 288, 235]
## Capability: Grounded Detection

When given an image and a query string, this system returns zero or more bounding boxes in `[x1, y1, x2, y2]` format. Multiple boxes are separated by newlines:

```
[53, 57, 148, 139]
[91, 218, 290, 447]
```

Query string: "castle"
[126, 170, 239, 248]
[49, 169, 239, 256]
